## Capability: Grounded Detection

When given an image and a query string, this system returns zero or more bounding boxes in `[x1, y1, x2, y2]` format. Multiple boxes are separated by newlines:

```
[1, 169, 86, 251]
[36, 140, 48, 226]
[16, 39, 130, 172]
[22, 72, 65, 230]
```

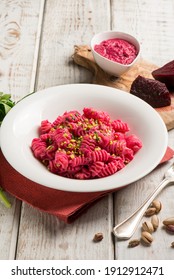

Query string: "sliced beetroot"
[152, 60, 174, 90]
[130, 75, 171, 108]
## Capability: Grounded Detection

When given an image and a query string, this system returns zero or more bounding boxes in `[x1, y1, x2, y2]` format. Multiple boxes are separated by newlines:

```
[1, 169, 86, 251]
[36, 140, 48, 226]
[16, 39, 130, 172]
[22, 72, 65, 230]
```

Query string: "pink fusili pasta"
[31, 108, 142, 179]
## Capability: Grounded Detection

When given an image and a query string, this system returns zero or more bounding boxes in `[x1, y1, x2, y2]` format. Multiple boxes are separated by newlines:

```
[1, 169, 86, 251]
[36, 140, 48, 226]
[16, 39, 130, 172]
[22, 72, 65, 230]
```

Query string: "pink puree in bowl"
[94, 38, 138, 65]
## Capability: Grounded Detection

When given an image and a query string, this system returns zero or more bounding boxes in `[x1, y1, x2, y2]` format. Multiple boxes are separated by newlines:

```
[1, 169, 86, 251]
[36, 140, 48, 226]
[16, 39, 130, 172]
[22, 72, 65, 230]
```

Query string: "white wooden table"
[0, 0, 174, 260]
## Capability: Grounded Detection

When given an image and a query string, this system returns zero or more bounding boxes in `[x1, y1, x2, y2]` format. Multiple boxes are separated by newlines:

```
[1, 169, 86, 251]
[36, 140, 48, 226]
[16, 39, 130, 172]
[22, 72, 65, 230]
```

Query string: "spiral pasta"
[31, 108, 142, 179]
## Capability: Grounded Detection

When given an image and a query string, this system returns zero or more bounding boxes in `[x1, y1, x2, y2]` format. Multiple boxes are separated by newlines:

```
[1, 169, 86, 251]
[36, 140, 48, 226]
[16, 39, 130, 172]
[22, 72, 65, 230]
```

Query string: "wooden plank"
[0, 0, 44, 102]
[34, 0, 111, 89]
[0, 195, 20, 260]
[16, 196, 114, 260]
[16, 0, 114, 260]
[112, 0, 174, 259]
[0, 0, 45, 259]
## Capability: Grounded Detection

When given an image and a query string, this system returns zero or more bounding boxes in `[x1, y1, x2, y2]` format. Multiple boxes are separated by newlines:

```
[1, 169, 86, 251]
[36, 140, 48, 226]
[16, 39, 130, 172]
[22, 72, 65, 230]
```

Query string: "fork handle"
[113, 177, 171, 239]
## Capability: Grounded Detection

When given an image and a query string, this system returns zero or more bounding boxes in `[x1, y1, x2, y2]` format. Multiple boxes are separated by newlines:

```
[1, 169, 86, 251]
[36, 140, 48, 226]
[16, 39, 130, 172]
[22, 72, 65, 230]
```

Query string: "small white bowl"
[91, 31, 141, 77]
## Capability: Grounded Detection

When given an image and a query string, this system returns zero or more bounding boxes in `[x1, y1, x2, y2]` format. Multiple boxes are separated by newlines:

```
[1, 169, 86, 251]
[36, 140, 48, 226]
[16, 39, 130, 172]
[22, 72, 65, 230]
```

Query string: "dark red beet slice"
[152, 60, 174, 90]
[130, 75, 171, 108]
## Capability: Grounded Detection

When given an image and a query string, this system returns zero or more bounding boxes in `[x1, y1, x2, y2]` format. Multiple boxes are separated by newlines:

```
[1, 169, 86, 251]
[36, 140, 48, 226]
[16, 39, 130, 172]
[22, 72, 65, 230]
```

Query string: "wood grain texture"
[0, 195, 21, 260]
[0, 0, 44, 259]
[0, 0, 43, 102]
[16, 196, 114, 260]
[111, 0, 174, 66]
[35, 0, 110, 90]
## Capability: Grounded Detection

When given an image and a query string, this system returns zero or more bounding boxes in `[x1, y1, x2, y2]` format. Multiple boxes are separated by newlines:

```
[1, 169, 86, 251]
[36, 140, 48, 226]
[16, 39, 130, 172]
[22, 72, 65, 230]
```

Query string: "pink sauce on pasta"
[94, 38, 138, 65]
[31, 108, 142, 179]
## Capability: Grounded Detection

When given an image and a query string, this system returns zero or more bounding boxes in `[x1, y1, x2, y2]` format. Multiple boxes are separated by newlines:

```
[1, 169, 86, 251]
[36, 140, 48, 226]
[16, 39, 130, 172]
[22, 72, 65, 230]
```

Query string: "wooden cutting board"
[72, 45, 174, 131]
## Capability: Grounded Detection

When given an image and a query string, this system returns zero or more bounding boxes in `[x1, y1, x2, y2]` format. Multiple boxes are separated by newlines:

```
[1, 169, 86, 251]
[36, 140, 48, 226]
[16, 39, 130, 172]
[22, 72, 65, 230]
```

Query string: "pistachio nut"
[151, 215, 159, 230]
[163, 217, 174, 226]
[142, 221, 154, 233]
[141, 231, 153, 245]
[145, 207, 156, 217]
[151, 200, 162, 213]
[93, 232, 104, 242]
[128, 239, 140, 248]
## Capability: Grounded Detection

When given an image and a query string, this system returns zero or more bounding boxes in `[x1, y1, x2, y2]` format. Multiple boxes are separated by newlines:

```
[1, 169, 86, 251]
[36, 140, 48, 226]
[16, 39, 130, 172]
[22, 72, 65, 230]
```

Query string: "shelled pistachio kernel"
[141, 231, 153, 245]
[93, 232, 103, 242]
[151, 200, 162, 214]
[163, 218, 174, 233]
[145, 207, 156, 217]
[165, 225, 174, 233]
[128, 239, 140, 248]
[151, 215, 159, 230]
[142, 221, 154, 233]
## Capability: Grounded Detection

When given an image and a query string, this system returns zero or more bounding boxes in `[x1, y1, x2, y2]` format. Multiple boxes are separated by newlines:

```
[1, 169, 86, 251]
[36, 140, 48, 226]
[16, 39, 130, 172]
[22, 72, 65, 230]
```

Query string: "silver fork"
[113, 163, 174, 239]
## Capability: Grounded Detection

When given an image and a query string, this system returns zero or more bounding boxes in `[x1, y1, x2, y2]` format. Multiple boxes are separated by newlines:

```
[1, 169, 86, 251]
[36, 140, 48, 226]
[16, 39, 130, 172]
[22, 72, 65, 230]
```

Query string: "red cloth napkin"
[0, 147, 174, 223]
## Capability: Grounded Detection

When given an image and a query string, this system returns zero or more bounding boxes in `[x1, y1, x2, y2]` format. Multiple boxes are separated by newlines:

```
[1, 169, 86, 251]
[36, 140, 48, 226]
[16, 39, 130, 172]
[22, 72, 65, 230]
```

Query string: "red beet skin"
[152, 60, 174, 90]
[130, 75, 171, 108]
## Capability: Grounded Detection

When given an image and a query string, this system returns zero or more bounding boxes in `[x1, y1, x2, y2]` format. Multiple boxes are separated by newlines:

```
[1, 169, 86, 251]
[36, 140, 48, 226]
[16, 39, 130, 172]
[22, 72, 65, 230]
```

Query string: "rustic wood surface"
[0, 0, 174, 260]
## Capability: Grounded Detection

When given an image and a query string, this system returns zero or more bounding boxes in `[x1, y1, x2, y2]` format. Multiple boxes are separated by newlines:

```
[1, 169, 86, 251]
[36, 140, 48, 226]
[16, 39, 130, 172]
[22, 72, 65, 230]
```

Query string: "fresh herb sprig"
[0, 188, 11, 208]
[0, 92, 15, 125]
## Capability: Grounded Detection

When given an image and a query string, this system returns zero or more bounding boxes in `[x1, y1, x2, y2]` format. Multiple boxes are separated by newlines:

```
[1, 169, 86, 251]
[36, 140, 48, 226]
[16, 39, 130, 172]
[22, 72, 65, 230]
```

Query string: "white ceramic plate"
[0, 84, 168, 192]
